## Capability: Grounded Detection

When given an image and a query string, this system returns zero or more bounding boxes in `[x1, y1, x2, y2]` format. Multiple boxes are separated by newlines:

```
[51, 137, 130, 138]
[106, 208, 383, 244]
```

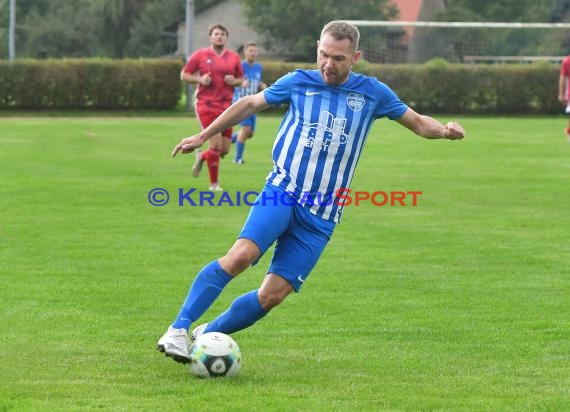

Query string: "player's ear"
[352, 50, 361, 65]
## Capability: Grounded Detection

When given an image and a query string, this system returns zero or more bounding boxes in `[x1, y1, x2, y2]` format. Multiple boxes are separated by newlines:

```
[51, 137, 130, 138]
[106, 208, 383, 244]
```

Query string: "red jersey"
[561, 56, 570, 100]
[183, 47, 244, 112]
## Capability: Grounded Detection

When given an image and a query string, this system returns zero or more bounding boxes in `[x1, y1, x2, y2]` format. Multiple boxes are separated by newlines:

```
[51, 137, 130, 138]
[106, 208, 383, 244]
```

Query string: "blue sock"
[204, 290, 268, 334]
[231, 133, 237, 144]
[171, 260, 233, 330]
[235, 141, 245, 161]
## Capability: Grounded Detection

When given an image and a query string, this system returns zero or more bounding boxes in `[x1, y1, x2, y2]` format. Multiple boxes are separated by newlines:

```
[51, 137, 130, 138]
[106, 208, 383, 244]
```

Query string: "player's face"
[209, 29, 228, 47]
[317, 33, 360, 85]
[244, 46, 257, 63]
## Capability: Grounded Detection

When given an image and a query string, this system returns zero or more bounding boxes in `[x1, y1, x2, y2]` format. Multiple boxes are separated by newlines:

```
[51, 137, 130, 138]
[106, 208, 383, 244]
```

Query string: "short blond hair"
[320, 21, 360, 51]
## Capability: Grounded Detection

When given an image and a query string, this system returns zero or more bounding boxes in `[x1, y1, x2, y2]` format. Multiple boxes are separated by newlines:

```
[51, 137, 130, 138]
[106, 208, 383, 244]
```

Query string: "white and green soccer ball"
[189, 332, 241, 378]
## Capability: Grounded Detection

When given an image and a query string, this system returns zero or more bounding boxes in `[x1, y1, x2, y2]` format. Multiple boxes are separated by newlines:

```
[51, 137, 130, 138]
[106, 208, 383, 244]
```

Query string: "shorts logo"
[297, 275, 305, 283]
[347, 93, 365, 112]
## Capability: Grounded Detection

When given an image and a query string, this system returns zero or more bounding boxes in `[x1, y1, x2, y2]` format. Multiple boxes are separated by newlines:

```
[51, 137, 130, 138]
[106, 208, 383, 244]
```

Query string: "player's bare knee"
[257, 289, 287, 310]
[221, 245, 258, 274]
[231, 248, 256, 268]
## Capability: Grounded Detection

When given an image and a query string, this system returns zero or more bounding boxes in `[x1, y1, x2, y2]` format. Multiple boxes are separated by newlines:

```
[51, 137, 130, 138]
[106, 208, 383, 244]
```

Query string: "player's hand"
[201, 73, 212, 86]
[171, 135, 203, 157]
[443, 122, 465, 140]
[241, 79, 249, 88]
[224, 75, 235, 85]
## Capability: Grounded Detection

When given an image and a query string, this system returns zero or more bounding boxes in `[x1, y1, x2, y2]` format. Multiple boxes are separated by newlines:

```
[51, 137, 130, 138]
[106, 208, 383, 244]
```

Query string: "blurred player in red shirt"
[181, 24, 244, 190]
[559, 54, 570, 143]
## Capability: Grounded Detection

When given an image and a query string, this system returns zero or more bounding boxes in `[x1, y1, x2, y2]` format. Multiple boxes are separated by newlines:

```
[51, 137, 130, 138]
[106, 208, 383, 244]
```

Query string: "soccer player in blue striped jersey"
[232, 42, 267, 163]
[158, 20, 465, 364]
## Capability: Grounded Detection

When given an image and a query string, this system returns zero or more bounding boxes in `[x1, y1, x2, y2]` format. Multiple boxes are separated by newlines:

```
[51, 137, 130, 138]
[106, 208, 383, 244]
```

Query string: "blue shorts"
[239, 115, 256, 131]
[239, 183, 336, 291]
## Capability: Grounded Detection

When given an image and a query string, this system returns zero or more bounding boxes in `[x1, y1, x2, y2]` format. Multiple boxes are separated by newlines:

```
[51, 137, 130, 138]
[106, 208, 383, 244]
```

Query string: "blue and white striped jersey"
[263, 69, 408, 222]
[234, 61, 263, 101]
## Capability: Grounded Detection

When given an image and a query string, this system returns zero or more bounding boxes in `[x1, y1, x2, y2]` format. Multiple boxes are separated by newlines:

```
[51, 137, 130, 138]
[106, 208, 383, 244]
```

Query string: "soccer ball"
[189, 332, 241, 378]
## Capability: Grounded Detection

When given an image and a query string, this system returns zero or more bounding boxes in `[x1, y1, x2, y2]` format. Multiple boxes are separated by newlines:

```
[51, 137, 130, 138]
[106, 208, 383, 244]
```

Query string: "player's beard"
[321, 67, 348, 85]
[212, 44, 225, 54]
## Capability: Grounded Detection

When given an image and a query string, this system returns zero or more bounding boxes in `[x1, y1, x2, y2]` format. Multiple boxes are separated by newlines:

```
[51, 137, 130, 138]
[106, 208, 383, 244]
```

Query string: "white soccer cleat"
[192, 149, 203, 178]
[157, 326, 191, 364]
[190, 323, 209, 343]
[208, 184, 224, 192]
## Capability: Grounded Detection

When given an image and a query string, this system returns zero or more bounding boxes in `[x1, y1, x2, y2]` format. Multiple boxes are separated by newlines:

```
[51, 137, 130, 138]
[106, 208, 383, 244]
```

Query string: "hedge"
[261, 61, 561, 115]
[0, 59, 182, 110]
[0, 59, 561, 114]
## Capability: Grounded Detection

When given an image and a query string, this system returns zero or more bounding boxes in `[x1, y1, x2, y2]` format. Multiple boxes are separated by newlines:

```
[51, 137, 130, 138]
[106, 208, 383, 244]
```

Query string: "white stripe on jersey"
[285, 91, 318, 195]
[271, 87, 371, 222]
[270, 106, 297, 187]
[264, 70, 408, 222]
[321, 102, 360, 220]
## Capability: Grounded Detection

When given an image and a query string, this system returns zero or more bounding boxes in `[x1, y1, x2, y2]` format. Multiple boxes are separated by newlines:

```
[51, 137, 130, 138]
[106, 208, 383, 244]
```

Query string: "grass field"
[1, 115, 569, 411]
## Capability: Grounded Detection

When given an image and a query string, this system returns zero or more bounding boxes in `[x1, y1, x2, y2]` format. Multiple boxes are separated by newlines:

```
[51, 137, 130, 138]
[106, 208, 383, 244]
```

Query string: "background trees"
[0, 0, 565, 59]
[239, 0, 397, 61]
[416, 0, 569, 62]
[0, 0, 183, 58]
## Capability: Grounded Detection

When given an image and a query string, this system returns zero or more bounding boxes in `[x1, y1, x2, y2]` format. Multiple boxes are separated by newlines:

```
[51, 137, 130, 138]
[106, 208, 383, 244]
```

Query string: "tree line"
[0, 0, 564, 60]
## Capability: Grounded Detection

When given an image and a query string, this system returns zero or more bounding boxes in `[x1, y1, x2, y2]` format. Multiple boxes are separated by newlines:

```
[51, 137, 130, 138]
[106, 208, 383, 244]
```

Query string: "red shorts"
[195, 107, 233, 139]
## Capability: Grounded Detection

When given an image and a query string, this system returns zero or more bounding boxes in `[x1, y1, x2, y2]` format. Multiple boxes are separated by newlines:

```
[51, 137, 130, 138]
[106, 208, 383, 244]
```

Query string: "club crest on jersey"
[347, 93, 365, 112]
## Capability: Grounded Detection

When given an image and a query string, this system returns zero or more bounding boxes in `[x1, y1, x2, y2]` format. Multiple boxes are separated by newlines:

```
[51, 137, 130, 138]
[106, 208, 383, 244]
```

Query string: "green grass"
[1, 116, 569, 411]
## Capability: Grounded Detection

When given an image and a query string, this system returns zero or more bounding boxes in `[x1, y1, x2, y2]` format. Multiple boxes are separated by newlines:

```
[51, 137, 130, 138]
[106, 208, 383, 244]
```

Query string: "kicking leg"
[158, 239, 260, 363]
[203, 274, 293, 335]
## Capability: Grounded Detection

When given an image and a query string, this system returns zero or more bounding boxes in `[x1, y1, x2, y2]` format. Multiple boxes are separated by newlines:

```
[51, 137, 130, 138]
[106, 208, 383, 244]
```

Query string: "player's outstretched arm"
[171, 134, 203, 157]
[397, 108, 465, 140]
[171, 92, 271, 157]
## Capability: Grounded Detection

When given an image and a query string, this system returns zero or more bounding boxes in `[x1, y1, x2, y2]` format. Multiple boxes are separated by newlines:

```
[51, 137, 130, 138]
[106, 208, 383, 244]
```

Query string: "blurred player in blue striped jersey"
[159, 20, 465, 364]
[232, 42, 267, 164]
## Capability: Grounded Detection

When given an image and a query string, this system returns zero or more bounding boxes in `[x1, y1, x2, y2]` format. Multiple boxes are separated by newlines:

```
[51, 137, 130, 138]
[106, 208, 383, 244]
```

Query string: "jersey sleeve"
[263, 71, 297, 106]
[234, 55, 244, 78]
[183, 51, 200, 74]
[372, 81, 408, 120]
